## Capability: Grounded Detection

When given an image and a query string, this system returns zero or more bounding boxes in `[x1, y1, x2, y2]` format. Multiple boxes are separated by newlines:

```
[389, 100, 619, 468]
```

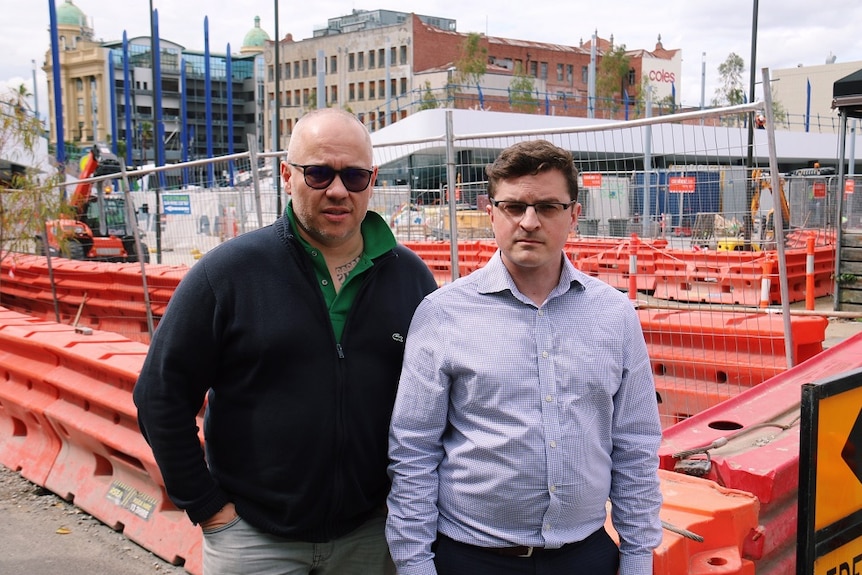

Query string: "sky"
[4, 0, 862, 119]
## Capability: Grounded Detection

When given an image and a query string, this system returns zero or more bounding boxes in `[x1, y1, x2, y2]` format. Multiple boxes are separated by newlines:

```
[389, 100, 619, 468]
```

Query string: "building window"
[567, 64, 574, 84]
[556, 63, 564, 81]
[294, 61, 300, 78]
[540, 62, 548, 80]
[331, 85, 338, 103]
[378, 80, 385, 97]
[302, 60, 309, 77]
[369, 81, 376, 99]
[330, 55, 337, 74]
[349, 83, 355, 101]
[390, 47, 396, 66]
[349, 53, 355, 71]
[369, 50, 375, 69]
[294, 90, 301, 106]
[311, 59, 317, 76]
[77, 98, 84, 115]
[358, 52, 364, 70]
[529, 61, 537, 77]
[378, 48, 385, 66]
[400, 77, 407, 94]
[581, 66, 588, 84]
[628, 68, 636, 85]
[284, 63, 290, 79]
[399, 45, 407, 65]
[358, 82, 364, 100]
[76, 78, 83, 92]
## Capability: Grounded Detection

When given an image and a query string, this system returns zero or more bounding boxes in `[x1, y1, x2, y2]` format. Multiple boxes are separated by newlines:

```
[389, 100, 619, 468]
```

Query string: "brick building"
[265, 10, 681, 147]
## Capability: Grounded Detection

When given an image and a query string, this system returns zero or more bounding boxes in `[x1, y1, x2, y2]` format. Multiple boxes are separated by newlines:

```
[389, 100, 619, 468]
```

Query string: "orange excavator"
[38, 144, 149, 262]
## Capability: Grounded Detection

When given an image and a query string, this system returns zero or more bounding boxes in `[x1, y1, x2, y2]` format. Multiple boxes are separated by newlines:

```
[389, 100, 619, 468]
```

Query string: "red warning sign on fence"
[582, 173, 603, 188]
[846, 180, 855, 195]
[813, 182, 827, 199]
[669, 176, 696, 193]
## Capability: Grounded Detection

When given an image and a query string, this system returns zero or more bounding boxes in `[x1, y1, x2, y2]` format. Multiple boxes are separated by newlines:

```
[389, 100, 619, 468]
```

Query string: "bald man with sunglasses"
[135, 108, 437, 575]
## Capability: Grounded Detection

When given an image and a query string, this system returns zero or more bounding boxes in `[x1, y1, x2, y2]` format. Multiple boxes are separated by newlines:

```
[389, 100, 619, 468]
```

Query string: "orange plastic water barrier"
[0, 307, 202, 574]
[0, 254, 186, 344]
[658, 331, 862, 575]
[641, 309, 827, 428]
[642, 309, 827, 378]
[572, 237, 661, 292]
[0, 309, 64, 486]
[607, 470, 760, 575]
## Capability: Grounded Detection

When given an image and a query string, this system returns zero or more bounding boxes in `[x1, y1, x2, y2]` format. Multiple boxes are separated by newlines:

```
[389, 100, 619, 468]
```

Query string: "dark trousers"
[433, 528, 619, 575]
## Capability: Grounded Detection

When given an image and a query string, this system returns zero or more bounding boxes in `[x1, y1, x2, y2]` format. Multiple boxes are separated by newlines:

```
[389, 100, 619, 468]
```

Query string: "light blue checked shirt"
[387, 250, 663, 575]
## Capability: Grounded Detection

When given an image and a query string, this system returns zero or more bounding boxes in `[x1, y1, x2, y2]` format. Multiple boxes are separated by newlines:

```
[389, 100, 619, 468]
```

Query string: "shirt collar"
[477, 250, 586, 301]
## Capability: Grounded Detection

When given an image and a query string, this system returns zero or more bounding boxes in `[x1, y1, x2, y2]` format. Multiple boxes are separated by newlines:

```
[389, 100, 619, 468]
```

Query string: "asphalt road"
[0, 463, 186, 575]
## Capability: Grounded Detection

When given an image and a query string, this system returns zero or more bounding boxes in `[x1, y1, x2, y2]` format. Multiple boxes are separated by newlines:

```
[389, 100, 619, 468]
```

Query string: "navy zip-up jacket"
[134, 215, 437, 542]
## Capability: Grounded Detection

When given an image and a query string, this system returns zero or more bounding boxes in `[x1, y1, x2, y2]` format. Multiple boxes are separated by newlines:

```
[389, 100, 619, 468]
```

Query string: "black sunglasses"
[288, 163, 374, 193]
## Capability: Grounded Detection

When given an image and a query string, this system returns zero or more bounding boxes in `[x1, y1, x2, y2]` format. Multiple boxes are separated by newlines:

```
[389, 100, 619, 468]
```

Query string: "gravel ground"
[0, 463, 187, 575]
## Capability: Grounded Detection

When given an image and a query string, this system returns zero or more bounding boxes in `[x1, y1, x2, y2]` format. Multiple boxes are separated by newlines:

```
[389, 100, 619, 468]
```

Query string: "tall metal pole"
[274, 0, 282, 216]
[744, 0, 759, 249]
[31, 60, 40, 124]
[48, 0, 66, 172]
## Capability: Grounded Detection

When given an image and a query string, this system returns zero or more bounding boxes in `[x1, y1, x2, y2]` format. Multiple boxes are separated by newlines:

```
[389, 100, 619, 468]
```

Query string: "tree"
[509, 63, 538, 113]
[456, 32, 487, 88]
[596, 43, 631, 118]
[139, 121, 153, 166]
[0, 84, 63, 275]
[712, 52, 746, 107]
[418, 81, 439, 111]
[306, 89, 318, 110]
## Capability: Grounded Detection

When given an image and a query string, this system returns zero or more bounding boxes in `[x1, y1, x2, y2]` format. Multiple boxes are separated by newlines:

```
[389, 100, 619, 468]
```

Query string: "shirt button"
[544, 524, 551, 531]
[538, 309, 544, 316]
[545, 395, 553, 402]
[311, 251, 318, 257]
[542, 351, 549, 359]
[321, 279, 329, 286]
[549, 440, 557, 448]
[549, 485, 557, 493]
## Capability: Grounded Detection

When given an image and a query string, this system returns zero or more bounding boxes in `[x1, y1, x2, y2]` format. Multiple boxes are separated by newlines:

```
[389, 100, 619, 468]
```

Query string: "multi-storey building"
[43, 2, 680, 164]
[43, 0, 264, 167]
[264, 9, 681, 149]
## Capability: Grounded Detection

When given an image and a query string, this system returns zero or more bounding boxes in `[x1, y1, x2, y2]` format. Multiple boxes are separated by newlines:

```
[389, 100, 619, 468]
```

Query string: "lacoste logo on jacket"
[392, 333, 404, 343]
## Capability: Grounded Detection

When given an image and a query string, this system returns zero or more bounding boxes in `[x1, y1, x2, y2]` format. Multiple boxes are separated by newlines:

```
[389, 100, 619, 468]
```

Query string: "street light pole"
[744, 0, 760, 249]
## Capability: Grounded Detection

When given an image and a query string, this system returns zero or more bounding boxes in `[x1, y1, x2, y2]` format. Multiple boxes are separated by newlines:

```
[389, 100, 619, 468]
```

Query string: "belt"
[437, 533, 555, 558]
[490, 545, 539, 558]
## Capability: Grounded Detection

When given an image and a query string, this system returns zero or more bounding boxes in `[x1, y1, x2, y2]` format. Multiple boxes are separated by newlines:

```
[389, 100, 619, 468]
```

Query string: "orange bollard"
[628, 233, 639, 300]
[805, 232, 815, 310]
[759, 258, 773, 308]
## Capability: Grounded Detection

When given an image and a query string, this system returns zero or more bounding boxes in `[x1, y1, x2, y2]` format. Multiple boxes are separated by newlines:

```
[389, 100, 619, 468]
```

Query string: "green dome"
[242, 16, 270, 49]
[56, 0, 87, 27]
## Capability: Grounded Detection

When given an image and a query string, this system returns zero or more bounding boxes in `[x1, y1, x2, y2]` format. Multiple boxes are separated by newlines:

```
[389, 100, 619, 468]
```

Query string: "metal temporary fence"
[7, 92, 861, 428]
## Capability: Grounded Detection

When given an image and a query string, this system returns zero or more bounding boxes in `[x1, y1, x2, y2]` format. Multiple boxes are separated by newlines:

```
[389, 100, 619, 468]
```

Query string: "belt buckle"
[517, 546, 534, 558]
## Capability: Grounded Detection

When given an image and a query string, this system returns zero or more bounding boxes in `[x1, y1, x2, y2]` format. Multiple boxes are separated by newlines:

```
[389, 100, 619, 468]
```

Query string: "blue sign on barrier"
[162, 194, 191, 215]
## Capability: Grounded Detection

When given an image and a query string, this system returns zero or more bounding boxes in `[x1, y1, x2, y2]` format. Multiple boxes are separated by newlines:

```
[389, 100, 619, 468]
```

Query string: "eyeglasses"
[288, 163, 374, 193]
[489, 198, 576, 219]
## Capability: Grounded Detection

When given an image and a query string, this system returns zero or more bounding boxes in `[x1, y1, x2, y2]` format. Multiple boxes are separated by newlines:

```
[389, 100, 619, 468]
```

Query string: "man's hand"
[200, 502, 238, 531]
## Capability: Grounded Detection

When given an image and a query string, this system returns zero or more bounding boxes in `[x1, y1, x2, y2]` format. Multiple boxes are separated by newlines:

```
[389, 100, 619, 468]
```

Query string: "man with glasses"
[135, 108, 437, 574]
[386, 140, 662, 575]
